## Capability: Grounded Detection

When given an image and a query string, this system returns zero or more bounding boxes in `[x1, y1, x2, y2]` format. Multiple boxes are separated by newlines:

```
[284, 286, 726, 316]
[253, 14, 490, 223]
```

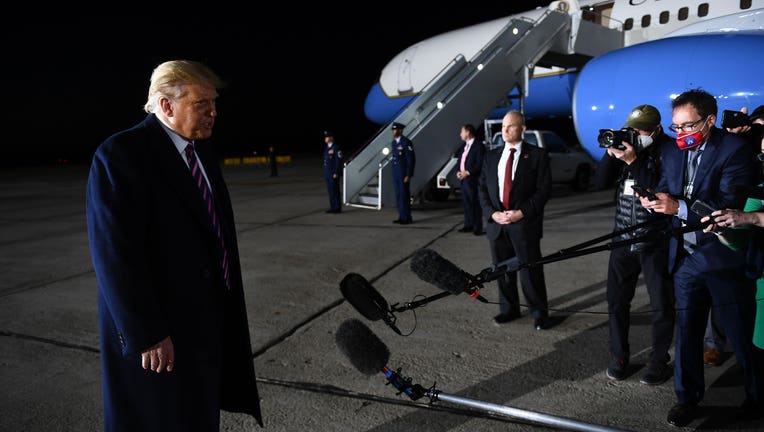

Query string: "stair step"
[357, 195, 379, 205]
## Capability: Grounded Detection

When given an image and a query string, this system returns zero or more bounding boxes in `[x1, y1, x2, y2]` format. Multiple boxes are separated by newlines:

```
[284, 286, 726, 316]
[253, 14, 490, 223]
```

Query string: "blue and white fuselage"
[363, 0, 764, 159]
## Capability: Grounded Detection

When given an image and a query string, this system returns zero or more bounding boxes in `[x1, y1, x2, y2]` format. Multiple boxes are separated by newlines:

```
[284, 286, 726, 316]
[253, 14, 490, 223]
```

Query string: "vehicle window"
[492, 133, 503, 149]
[542, 132, 567, 153]
[523, 132, 539, 147]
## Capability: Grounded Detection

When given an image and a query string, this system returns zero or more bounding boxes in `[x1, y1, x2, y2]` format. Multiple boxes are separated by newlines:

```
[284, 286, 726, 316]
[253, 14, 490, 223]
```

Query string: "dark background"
[3, 4, 552, 167]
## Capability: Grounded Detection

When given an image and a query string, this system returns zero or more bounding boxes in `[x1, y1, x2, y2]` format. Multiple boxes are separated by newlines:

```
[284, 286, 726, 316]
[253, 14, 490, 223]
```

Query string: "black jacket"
[596, 132, 674, 252]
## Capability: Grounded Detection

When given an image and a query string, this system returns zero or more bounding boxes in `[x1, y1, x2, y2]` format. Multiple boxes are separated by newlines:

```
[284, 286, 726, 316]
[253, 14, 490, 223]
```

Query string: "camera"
[597, 127, 639, 150]
[721, 109, 750, 129]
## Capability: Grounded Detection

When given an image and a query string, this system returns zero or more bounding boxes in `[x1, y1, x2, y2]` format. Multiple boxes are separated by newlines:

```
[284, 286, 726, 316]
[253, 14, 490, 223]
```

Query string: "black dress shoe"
[534, 317, 547, 330]
[666, 403, 697, 427]
[457, 227, 473, 232]
[493, 311, 521, 324]
[393, 219, 402, 224]
[473, 230, 484, 236]
[399, 219, 413, 225]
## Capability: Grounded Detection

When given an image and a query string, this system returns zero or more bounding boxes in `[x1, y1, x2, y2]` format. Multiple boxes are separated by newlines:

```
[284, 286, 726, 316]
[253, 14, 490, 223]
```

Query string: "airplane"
[362, 0, 764, 162]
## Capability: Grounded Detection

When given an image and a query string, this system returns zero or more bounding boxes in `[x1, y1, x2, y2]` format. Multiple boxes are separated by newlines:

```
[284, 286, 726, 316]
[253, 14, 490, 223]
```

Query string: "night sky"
[4, 4, 551, 167]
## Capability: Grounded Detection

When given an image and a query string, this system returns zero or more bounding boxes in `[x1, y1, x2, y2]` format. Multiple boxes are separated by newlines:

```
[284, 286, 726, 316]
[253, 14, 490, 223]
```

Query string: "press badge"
[623, 178, 635, 196]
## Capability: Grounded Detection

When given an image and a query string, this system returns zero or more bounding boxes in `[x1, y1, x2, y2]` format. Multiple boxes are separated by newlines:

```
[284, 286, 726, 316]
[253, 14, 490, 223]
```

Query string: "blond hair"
[143, 60, 225, 113]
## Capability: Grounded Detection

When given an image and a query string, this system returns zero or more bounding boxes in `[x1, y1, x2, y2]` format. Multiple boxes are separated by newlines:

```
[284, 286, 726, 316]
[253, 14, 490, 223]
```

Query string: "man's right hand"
[141, 336, 175, 373]
[606, 141, 636, 165]
[639, 192, 679, 215]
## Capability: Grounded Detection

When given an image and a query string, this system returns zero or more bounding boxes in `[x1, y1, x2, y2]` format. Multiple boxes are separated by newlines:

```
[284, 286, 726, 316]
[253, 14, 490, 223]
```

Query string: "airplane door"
[396, 46, 418, 94]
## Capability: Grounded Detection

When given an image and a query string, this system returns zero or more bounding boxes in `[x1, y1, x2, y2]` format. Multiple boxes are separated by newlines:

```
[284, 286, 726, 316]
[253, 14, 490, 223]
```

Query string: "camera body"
[721, 109, 750, 129]
[598, 127, 639, 151]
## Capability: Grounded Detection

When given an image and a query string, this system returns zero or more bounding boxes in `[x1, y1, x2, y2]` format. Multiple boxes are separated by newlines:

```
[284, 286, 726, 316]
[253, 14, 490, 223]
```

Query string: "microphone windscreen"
[339, 273, 389, 321]
[335, 318, 390, 375]
[410, 248, 468, 295]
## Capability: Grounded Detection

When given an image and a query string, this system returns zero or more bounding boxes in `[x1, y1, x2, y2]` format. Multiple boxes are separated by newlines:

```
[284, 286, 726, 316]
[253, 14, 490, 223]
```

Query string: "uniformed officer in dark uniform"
[390, 122, 415, 224]
[323, 130, 343, 213]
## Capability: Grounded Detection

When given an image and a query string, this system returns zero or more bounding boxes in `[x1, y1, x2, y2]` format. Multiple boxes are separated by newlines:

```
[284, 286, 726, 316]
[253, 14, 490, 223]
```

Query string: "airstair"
[343, 3, 623, 210]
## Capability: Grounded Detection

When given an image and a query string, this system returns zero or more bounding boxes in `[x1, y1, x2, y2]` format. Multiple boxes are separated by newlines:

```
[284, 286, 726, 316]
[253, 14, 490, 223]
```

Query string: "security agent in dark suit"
[478, 110, 552, 330]
[390, 122, 416, 224]
[639, 89, 763, 427]
[86, 60, 262, 431]
[456, 124, 486, 235]
[323, 130, 343, 213]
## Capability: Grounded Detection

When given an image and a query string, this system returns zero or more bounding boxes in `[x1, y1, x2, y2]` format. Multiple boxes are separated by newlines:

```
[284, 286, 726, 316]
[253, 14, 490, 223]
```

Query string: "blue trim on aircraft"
[573, 32, 764, 160]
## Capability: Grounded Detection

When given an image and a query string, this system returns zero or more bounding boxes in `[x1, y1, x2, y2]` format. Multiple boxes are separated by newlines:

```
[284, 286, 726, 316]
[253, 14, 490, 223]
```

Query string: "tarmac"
[1, 156, 762, 432]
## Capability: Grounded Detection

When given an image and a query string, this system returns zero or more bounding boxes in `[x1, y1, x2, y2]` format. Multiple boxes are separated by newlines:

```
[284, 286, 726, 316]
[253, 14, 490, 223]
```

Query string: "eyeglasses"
[669, 116, 708, 133]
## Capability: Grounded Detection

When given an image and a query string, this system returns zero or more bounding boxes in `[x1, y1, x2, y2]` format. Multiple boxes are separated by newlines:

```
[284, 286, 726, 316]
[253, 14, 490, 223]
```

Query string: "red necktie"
[184, 143, 230, 290]
[502, 148, 516, 210]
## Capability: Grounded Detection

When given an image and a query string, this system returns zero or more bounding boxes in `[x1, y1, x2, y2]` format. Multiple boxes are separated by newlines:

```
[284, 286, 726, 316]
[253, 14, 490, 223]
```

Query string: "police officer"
[390, 122, 415, 224]
[323, 130, 343, 213]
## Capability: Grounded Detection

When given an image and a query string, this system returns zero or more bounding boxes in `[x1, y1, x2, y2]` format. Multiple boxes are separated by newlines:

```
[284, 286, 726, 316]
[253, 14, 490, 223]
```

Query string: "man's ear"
[158, 97, 174, 118]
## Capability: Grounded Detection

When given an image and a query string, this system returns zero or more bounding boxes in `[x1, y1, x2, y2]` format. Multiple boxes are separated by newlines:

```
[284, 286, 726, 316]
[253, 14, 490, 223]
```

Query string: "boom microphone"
[339, 273, 402, 335]
[410, 248, 486, 301]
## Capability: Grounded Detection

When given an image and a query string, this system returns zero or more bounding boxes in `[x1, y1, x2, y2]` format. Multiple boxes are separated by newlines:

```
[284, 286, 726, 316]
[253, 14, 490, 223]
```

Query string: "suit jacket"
[478, 142, 552, 240]
[86, 114, 262, 430]
[654, 127, 755, 272]
[459, 140, 485, 189]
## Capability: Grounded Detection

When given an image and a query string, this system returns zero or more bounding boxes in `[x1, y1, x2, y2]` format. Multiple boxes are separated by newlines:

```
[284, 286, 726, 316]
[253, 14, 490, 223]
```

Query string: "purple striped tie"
[184, 142, 230, 290]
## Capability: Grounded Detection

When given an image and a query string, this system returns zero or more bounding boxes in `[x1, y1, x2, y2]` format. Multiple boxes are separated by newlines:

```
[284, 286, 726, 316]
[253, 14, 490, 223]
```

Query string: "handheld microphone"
[339, 273, 402, 335]
[409, 248, 487, 301]
[335, 318, 426, 400]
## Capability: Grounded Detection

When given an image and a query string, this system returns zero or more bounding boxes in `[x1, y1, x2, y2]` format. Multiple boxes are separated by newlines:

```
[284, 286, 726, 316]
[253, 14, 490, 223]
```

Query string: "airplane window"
[678, 7, 689, 20]
[741, 0, 752, 9]
[641, 14, 651, 28]
[698, 3, 709, 17]
[659, 11, 669, 24]
[624, 18, 634, 31]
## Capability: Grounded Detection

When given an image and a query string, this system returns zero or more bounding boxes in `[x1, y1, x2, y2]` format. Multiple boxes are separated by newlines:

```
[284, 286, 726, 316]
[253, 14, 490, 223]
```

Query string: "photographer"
[595, 105, 676, 385]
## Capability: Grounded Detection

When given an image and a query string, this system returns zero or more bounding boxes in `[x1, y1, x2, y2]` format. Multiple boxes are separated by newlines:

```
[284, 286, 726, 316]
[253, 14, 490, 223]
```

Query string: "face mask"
[637, 133, 654, 149]
[675, 121, 708, 151]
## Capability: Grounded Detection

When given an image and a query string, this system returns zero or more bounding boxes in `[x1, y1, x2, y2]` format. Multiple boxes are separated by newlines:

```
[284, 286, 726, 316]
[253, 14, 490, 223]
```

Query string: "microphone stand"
[390, 273, 488, 314]
[470, 218, 707, 287]
[382, 367, 629, 432]
[386, 219, 705, 319]
[389, 291, 452, 314]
